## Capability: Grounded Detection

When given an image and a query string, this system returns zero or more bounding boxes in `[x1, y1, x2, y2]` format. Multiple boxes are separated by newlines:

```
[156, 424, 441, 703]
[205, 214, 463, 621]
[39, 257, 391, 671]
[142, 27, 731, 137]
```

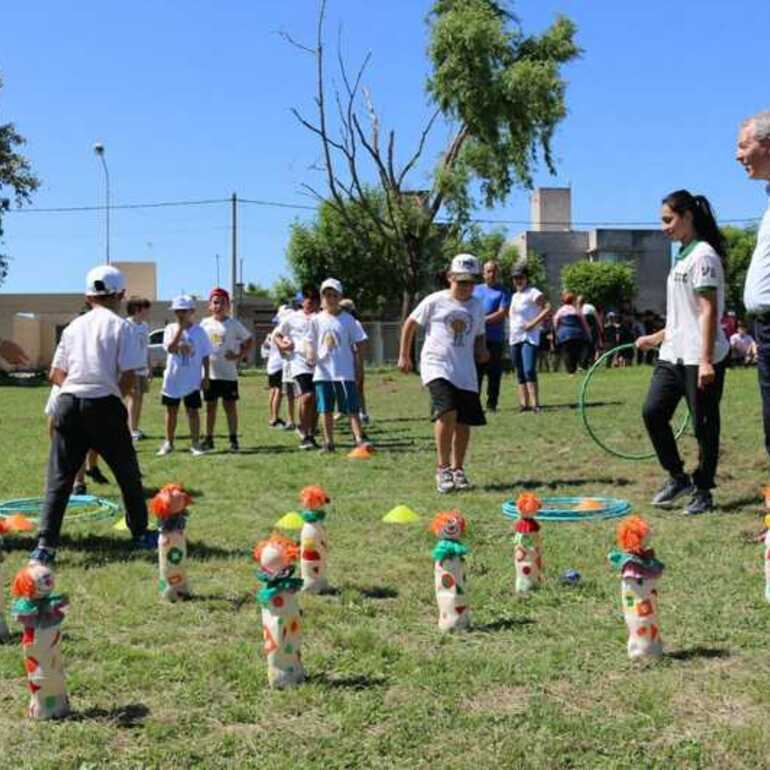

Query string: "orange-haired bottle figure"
[608, 516, 664, 660]
[513, 493, 543, 594]
[11, 563, 70, 719]
[0, 516, 35, 643]
[431, 510, 470, 632]
[254, 534, 305, 687]
[150, 484, 193, 602]
[298, 485, 330, 593]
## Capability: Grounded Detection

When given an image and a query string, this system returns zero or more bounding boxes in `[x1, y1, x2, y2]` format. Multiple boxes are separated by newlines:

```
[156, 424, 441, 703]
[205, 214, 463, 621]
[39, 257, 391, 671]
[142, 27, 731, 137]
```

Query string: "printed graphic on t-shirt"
[322, 330, 339, 351]
[445, 311, 472, 347]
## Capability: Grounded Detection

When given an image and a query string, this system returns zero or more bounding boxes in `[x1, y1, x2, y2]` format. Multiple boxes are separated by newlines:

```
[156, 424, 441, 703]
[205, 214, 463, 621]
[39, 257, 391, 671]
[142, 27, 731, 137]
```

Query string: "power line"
[6, 198, 229, 213]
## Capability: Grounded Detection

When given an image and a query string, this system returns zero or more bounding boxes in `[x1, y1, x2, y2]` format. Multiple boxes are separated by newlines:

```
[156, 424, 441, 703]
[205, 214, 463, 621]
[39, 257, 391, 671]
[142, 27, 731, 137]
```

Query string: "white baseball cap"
[449, 253, 481, 281]
[170, 294, 196, 311]
[320, 278, 343, 294]
[85, 265, 126, 296]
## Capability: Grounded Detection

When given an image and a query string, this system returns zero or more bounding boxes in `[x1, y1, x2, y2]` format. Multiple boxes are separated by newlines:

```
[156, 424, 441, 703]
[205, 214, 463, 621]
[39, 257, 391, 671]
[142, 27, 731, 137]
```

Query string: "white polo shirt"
[658, 240, 729, 366]
[742, 184, 770, 314]
[53, 305, 145, 399]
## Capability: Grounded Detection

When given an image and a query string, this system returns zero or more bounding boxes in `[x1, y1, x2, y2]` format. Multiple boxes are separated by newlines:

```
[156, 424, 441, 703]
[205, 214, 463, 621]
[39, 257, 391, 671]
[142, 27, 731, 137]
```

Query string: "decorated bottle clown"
[0, 515, 35, 643]
[254, 534, 305, 688]
[11, 563, 70, 719]
[431, 510, 470, 632]
[513, 493, 543, 594]
[299, 485, 330, 593]
[150, 484, 193, 602]
[608, 516, 664, 660]
[764, 514, 770, 604]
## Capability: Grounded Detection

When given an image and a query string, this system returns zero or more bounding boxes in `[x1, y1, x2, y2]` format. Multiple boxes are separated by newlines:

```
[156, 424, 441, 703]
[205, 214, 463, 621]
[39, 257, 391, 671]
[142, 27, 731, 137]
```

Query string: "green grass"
[1, 366, 769, 769]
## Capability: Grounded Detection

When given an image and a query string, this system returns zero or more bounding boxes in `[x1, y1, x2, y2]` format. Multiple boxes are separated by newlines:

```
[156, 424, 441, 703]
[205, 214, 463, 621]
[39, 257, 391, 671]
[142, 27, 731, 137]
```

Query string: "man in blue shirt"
[739, 110, 770, 481]
[473, 261, 510, 411]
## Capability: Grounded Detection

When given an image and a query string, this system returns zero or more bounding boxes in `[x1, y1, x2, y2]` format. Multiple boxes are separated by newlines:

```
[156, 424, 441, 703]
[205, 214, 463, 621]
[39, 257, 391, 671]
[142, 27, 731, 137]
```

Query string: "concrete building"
[512, 188, 670, 313]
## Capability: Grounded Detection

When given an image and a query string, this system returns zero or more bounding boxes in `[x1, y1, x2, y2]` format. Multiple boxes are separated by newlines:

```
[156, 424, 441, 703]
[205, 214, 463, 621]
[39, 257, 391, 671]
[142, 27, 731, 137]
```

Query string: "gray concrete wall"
[513, 230, 590, 299]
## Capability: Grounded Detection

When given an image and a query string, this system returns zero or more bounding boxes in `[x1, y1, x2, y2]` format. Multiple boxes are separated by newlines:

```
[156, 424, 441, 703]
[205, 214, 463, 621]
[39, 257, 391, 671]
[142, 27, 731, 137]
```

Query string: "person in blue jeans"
[508, 266, 551, 411]
[473, 261, 510, 412]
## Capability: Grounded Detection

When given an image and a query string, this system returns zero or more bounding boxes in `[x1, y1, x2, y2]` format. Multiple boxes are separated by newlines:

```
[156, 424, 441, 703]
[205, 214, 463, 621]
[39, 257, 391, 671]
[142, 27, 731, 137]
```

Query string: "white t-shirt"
[274, 310, 317, 378]
[44, 385, 60, 417]
[127, 317, 150, 376]
[508, 286, 544, 345]
[200, 316, 252, 381]
[658, 241, 729, 366]
[410, 290, 485, 391]
[730, 332, 755, 356]
[161, 323, 213, 398]
[307, 310, 367, 382]
[52, 305, 145, 399]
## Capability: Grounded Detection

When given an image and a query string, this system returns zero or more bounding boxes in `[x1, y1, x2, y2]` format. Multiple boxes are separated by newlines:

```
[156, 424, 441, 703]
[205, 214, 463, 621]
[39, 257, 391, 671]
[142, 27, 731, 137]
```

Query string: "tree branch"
[397, 108, 441, 187]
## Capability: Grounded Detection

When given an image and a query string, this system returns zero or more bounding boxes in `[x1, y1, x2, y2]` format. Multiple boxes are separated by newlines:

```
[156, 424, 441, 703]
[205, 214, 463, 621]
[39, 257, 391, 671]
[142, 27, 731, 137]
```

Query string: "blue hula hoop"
[502, 496, 631, 522]
[0, 495, 121, 525]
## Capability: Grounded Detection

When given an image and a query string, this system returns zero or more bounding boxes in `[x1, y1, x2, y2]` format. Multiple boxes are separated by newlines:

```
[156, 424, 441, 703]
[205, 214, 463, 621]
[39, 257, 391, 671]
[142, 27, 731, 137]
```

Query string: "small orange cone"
[0, 514, 34, 533]
[347, 444, 375, 459]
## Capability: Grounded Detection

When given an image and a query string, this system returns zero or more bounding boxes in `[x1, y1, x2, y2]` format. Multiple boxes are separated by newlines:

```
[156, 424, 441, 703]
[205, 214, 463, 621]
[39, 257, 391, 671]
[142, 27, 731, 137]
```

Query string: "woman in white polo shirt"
[636, 190, 729, 515]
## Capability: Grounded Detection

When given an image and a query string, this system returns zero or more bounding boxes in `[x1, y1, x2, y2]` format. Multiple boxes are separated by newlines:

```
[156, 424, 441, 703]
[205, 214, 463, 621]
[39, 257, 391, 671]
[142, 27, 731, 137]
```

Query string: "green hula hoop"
[502, 496, 631, 522]
[0, 495, 121, 526]
[578, 343, 690, 460]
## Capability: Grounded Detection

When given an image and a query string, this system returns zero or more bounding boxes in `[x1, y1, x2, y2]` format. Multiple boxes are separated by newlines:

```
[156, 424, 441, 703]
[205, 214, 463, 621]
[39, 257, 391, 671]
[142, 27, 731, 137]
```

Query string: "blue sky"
[1, 0, 769, 299]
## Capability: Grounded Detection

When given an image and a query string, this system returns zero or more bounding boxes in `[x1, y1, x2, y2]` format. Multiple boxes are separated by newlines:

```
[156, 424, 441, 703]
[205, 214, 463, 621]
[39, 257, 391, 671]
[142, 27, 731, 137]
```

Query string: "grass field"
[1, 365, 769, 770]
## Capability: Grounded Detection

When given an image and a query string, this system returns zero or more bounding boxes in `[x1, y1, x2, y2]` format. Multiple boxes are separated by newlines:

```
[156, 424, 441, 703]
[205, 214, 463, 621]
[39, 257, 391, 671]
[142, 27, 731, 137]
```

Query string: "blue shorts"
[315, 381, 359, 414]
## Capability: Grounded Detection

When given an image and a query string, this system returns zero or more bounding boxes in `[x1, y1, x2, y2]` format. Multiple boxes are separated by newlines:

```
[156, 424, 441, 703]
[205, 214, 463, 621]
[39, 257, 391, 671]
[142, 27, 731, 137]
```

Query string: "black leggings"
[560, 339, 584, 374]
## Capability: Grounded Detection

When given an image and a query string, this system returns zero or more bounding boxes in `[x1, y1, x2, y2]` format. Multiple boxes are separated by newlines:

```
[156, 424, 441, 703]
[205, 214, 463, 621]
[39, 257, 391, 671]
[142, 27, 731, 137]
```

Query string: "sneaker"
[319, 442, 336, 454]
[28, 546, 56, 566]
[269, 419, 286, 429]
[156, 441, 174, 457]
[299, 436, 318, 451]
[684, 489, 714, 516]
[651, 474, 693, 506]
[436, 466, 455, 494]
[229, 437, 240, 452]
[359, 411, 371, 425]
[131, 429, 146, 441]
[200, 437, 215, 452]
[452, 468, 473, 491]
[85, 466, 109, 484]
[190, 443, 208, 456]
[486, 404, 497, 413]
[284, 422, 296, 431]
[132, 530, 159, 550]
[519, 405, 532, 413]
[72, 483, 88, 496]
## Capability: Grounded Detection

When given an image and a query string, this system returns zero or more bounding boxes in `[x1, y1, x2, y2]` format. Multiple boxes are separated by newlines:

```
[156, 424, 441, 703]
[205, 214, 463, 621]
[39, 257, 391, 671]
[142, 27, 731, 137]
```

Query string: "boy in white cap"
[398, 254, 489, 493]
[31, 265, 156, 565]
[200, 287, 252, 452]
[305, 278, 369, 453]
[157, 295, 212, 456]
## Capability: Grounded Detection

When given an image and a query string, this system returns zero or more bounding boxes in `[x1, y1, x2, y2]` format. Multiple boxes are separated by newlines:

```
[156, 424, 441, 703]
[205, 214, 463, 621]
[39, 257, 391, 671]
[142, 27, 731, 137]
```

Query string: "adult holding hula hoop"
[636, 190, 729, 515]
[508, 264, 551, 412]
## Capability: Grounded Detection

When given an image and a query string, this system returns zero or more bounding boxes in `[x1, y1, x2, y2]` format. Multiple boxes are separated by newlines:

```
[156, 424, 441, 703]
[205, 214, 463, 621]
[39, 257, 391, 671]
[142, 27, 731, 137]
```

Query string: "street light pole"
[215, 253, 221, 286]
[93, 143, 110, 264]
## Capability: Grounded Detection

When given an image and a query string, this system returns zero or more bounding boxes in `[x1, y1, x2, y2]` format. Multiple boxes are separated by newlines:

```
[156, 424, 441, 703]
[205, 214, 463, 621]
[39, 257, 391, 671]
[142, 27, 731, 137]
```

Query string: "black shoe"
[85, 466, 109, 484]
[299, 436, 318, 451]
[73, 483, 88, 496]
[29, 546, 56, 566]
[651, 474, 693, 506]
[319, 442, 336, 454]
[486, 404, 497, 413]
[684, 489, 713, 516]
[229, 438, 240, 452]
[200, 437, 215, 452]
[518, 405, 531, 413]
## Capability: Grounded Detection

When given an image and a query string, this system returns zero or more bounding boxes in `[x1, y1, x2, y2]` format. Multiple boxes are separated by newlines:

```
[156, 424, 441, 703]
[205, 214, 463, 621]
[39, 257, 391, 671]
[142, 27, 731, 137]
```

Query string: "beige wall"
[113, 261, 157, 301]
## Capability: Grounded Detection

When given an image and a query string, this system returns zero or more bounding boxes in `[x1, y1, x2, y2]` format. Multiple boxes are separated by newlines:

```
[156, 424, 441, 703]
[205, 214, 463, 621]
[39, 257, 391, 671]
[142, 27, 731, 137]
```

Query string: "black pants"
[476, 340, 504, 409]
[560, 339, 584, 374]
[642, 359, 726, 490]
[40, 394, 148, 547]
[755, 318, 770, 463]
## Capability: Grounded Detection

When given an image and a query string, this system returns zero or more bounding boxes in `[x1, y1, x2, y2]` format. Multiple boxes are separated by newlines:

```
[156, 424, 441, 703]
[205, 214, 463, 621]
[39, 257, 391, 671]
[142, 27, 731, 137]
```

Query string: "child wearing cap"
[305, 278, 370, 453]
[398, 254, 489, 493]
[31, 265, 155, 566]
[157, 295, 212, 456]
[125, 296, 152, 441]
[200, 288, 253, 452]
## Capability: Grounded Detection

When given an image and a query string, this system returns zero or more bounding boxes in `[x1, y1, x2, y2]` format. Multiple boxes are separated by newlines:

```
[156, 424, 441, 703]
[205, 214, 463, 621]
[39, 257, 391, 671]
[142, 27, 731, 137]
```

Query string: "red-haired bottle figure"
[0, 516, 35, 643]
[513, 493, 543, 594]
[431, 510, 470, 632]
[11, 563, 70, 719]
[299, 486, 330, 593]
[608, 516, 664, 660]
[150, 484, 193, 602]
[254, 534, 305, 687]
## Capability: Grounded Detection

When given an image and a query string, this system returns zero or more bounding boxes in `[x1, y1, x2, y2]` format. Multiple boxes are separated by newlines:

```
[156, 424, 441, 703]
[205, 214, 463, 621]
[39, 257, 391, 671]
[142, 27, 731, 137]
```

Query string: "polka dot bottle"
[621, 575, 663, 660]
[513, 527, 543, 594]
[434, 556, 470, 632]
[262, 588, 306, 688]
[0, 540, 9, 643]
[158, 523, 190, 602]
[764, 525, 770, 604]
[300, 520, 328, 594]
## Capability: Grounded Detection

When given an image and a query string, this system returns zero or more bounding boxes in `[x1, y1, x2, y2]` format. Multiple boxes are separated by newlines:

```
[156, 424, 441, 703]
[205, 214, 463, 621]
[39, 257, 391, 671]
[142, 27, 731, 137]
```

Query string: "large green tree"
[722, 225, 757, 315]
[561, 260, 636, 310]
[288, 0, 579, 317]
[0, 76, 39, 285]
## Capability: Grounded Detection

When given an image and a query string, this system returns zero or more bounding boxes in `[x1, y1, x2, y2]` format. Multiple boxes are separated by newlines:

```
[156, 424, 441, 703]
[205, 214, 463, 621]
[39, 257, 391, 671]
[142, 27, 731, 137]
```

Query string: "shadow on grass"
[309, 673, 387, 689]
[719, 495, 761, 513]
[501, 400, 624, 413]
[472, 617, 535, 633]
[666, 646, 731, 662]
[479, 477, 632, 493]
[358, 585, 398, 599]
[68, 703, 149, 727]
[185, 590, 254, 610]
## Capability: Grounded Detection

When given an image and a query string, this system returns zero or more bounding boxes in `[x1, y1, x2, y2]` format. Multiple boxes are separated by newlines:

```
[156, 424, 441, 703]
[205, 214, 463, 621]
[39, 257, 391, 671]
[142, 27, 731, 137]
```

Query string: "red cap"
[209, 287, 230, 303]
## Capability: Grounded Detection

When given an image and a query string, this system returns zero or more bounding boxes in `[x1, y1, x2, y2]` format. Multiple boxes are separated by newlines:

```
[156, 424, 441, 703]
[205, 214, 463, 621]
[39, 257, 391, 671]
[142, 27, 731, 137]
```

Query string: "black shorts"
[294, 373, 315, 396]
[162, 391, 202, 409]
[204, 379, 239, 402]
[427, 378, 486, 426]
[267, 371, 282, 389]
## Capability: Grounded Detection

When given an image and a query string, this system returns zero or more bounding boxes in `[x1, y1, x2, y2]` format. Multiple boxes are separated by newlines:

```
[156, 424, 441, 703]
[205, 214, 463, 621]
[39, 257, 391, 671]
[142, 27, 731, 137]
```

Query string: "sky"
[1, 0, 769, 299]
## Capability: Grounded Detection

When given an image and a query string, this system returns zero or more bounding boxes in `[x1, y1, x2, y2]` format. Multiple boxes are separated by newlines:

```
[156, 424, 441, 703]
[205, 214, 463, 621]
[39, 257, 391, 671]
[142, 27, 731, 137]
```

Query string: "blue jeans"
[511, 342, 538, 384]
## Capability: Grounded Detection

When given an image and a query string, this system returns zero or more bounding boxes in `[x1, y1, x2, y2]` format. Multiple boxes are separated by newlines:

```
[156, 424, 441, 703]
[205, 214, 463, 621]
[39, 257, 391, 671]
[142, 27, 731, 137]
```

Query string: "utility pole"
[215, 253, 221, 287]
[231, 193, 238, 317]
[93, 143, 110, 264]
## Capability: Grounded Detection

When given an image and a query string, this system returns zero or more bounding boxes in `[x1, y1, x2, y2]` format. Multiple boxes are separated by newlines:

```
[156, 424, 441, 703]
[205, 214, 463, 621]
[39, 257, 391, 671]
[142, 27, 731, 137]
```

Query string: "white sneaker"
[452, 468, 473, 490]
[190, 443, 207, 456]
[436, 466, 455, 494]
[131, 429, 145, 441]
[156, 441, 174, 457]
[359, 411, 371, 425]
